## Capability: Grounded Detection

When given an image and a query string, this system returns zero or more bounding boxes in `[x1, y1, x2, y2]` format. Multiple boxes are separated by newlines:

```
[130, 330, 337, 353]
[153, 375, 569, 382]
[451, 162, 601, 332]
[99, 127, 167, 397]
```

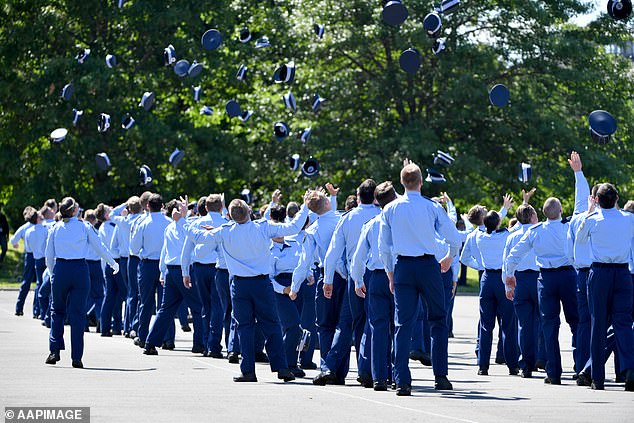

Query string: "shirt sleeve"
[110, 203, 127, 218]
[350, 226, 370, 287]
[291, 234, 316, 293]
[378, 210, 394, 273]
[434, 205, 462, 257]
[185, 224, 222, 249]
[505, 230, 534, 277]
[263, 202, 275, 220]
[180, 237, 195, 278]
[446, 200, 458, 223]
[45, 228, 56, 270]
[129, 221, 144, 256]
[576, 214, 596, 244]
[159, 238, 167, 281]
[574, 171, 590, 215]
[330, 195, 337, 212]
[502, 235, 513, 280]
[460, 233, 481, 270]
[265, 204, 309, 238]
[87, 226, 116, 267]
[323, 220, 346, 285]
[10, 223, 28, 246]
[498, 206, 508, 221]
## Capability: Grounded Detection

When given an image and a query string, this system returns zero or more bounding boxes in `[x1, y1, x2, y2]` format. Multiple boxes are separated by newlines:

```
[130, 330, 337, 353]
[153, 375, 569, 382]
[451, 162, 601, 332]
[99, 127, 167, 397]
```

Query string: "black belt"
[234, 274, 267, 280]
[193, 262, 216, 267]
[142, 258, 159, 263]
[517, 269, 539, 274]
[578, 267, 590, 272]
[130, 255, 140, 260]
[86, 259, 100, 264]
[485, 268, 502, 273]
[276, 272, 293, 279]
[167, 264, 181, 270]
[397, 254, 435, 260]
[541, 265, 574, 273]
[591, 262, 629, 269]
[57, 258, 84, 262]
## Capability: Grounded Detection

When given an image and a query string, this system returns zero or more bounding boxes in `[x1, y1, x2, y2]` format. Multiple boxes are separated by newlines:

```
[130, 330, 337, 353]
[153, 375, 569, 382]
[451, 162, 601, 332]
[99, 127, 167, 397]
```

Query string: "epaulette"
[561, 216, 572, 224]
[495, 228, 508, 233]
[586, 211, 599, 218]
[529, 222, 543, 230]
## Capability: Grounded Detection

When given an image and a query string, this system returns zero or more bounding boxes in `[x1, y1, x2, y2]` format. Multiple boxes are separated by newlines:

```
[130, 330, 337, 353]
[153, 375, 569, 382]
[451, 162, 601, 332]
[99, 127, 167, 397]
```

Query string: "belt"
[517, 269, 539, 274]
[234, 274, 267, 280]
[485, 268, 502, 273]
[591, 262, 629, 269]
[397, 254, 435, 260]
[142, 258, 159, 262]
[57, 258, 84, 262]
[167, 264, 182, 270]
[578, 267, 590, 272]
[193, 262, 216, 267]
[541, 265, 574, 273]
[276, 272, 293, 279]
[86, 259, 100, 264]
[130, 255, 140, 260]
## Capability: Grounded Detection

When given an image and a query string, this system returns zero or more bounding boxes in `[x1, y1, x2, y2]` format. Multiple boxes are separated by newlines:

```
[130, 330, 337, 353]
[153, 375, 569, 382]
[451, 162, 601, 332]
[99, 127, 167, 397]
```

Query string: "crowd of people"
[8, 152, 634, 395]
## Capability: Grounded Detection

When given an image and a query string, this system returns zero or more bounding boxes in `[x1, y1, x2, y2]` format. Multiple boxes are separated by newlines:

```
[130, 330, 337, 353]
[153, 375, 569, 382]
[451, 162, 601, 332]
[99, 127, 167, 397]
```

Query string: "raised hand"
[441, 192, 451, 204]
[522, 188, 536, 204]
[568, 151, 582, 172]
[403, 158, 413, 167]
[503, 193, 515, 210]
[271, 189, 282, 204]
[325, 182, 340, 197]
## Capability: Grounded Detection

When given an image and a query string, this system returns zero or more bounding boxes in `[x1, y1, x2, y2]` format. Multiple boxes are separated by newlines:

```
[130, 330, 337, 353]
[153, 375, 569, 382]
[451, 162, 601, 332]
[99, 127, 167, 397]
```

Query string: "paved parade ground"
[0, 290, 631, 423]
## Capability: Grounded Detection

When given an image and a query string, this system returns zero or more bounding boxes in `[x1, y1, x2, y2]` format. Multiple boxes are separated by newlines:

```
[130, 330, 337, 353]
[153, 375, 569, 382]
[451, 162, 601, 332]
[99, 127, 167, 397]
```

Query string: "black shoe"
[300, 361, 318, 370]
[278, 369, 296, 382]
[290, 367, 306, 378]
[133, 337, 145, 349]
[161, 341, 175, 350]
[45, 351, 60, 365]
[84, 327, 90, 333]
[572, 373, 579, 380]
[207, 351, 224, 359]
[87, 315, 97, 327]
[33, 315, 39, 319]
[181, 324, 192, 332]
[143, 346, 158, 355]
[478, 369, 488, 376]
[357, 373, 373, 388]
[124, 332, 130, 338]
[313, 370, 336, 386]
[495, 357, 506, 365]
[448, 332, 454, 338]
[409, 350, 432, 366]
[374, 381, 388, 391]
[233, 372, 258, 382]
[576, 372, 592, 386]
[191, 345, 205, 354]
[509, 367, 520, 376]
[435, 376, 453, 390]
[15, 310, 24, 316]
[72, 360, 83, 368]
[535, 360, 546, 370]
[100, 331, 112, 337]
[254, 352, 269, 363]
[227, 352, 240, 364]
[96, 322, 100, 333]
[591, 382, 604, 390]
[615, 374, 625, 383]
[625, 369, 634, 391]
[544, 377, 561, 385]
[521, 369, 533, 379]
[396, 385, 412, 396]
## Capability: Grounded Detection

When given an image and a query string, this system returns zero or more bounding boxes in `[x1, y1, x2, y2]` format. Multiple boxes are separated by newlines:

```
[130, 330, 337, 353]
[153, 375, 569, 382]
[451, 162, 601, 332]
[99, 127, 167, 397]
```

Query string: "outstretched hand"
[503, 193, 515, 210]
[271, 189, 282, 204]
[325, 183, 339, 197]
[568, 151, 582, 172]
[522, 188, 536, 204]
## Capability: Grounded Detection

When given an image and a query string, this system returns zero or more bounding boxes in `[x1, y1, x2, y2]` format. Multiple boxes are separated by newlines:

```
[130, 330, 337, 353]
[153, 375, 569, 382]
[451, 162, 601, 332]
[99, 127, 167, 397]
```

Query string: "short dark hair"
[374, 181, 397, 208]
[358, 179, 377, 204]
[197, 196, 208, 216]
[286, 202, 300, 218]
[467, 205, 487, 226]
[140, 191, 153, 209]
[22, 206, 36, 221]
[44, 199, 58, 212]
[127, 196, 142, 214]
[165, 199, 179, 217]
[269, 204, 287, 223]
[344, 195, 358, 211]
[148, 194, 163, 213]
[596, 183, 618, 209]
[26, 208, 39, 224]
[206, 194, 224, 213]
[483, 211, 500, 234]
[95, 203, 109, 222]
[228, 199, 250, 224]
[515, 204, 536, 225]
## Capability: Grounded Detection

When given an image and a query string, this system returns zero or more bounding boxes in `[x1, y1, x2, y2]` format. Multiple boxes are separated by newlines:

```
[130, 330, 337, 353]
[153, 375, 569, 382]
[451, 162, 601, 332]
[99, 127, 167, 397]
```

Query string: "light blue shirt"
[350, 215, 385, 288]
[45, 217, 115, 270]
[127, 212, 148, 256]
[99, 221, 118, 259]
[130, 212, 171, 260]
[185, 205, 308, 278]
[159, 219, 187, 279]
[269, 239, 301, 294]
[379, 191, 462, 273]
[84, 222, 102, 261]
[502, 223, 539, 279]
[24, 223, 48, 259]
[467, 229, 510, 271]
[181, 212, 229, 276]
[568, 211, 593, 269]
[576, 208, 634, 264]
[11, 222, 33, 251]
[109, 204, 131, 257]
[291, 210, 341, 293]
[460, 228, 486, 270]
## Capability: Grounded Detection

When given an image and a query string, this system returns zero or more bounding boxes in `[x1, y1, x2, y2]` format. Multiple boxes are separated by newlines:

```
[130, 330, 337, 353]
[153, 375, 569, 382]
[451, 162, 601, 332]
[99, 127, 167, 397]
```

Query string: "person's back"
[581, 208, 633, 264]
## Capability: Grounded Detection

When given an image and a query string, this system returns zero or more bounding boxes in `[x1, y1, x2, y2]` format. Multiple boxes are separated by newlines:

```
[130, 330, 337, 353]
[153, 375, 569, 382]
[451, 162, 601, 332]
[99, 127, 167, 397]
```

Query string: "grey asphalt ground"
[0, 290, 632, 423]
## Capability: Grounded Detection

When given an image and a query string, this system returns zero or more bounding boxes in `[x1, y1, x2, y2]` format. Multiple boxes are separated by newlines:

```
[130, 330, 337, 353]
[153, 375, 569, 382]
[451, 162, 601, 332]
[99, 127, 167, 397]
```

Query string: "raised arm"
[265, 204, 309, 238]
[290, 234, 317, 295]
[569, 151, 590, 215]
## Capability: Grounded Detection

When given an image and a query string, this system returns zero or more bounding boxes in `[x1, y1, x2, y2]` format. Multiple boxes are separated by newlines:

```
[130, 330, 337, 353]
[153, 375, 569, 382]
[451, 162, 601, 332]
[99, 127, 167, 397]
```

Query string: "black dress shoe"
[100, 331, 112, 337]
[535, 360, 546, 370]
[521, 369, 533, 379]
[409, 350, 432, 366]
[591, 382, 604, 390]
[374, 381, 388, 391]
[72, 360, 83, 368]
[509, 367, 520, 376]
[14, 311, 23, 316]
[435, 376, 453, 390]
[124, 332, 130, 338]
[290, 367, 306, 378]
[300, 361, 318, 370]
[625, 369, 634, 391]
[181, 324, 192, 332]
[313, 370, 336, 386]
[191, 345, 205, 354]
[615, 374, 625, 383]
[448, 332, 454, 338]
[478, 369, 488, 376]
[33, 315, 39, 319]
[391, 382, 397, 390]
[544, 377, 561, 385]
[396, 385, 411, 396]
[45, 351, 60, 365]
[144, 346, 158, 355]
[254, 352, 269, 363]
[278, 369, 296, 382]
[495, 357, 506, 365]
[207, 351, 224, 359]
[161, 341, 175, 350]
[234, 372, 258, 382]
[357, 373, 373, 388]
[227, 352, 240, 364]
[133, 337, 145, 348]
[576, 372, 592, 386]
[87, 315, 97, 327]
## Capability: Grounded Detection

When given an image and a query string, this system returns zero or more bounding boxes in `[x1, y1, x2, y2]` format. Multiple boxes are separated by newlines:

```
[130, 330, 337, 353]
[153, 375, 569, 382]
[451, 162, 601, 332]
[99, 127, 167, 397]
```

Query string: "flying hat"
[236, 64, 248, 81]
[255, 37, 270, 49]
[225, 100, 242, 118]
[312, 94, 325, 112]
[489, 84, 510, 107]
[240, 189, 252, 204]
[588, 110, 617, 144]
[201, 29, 222, 50]
[118, 0, 125, 8]
[314, 24, 325, 39]
[425, 168, 446, 183]
[423, 12, 443, 37]
[105, 54, 117, 68]
[433, 150, 455, 166]
[239, 27, 252, 43]
[188, 60, 204, 78]
[174, 59, 190, 77]
[290, 153, 301, 171]
[72, 109, 83, 127]
[192, 85, 202, 102]
[607, 0, 632, 19]
[139, 91, 156, 111]
[299, 127, 312, 143]
[239, 110, 253, 123]
[50, 128, 68, 143]
[382, 1, 409, 26]
[121, 113, 135, 130]
[273, 61, 296, 84]
[164, 44, 176, 66]
[75, 48, 90, 64]
[283, 91, 297, 112]
[435, 0, 461, 14]
[61, 83, 74, 101]
[301, 157, 320, 178]
[169, 148, 185, 167]
[399, 48, 421, 73]
[200, 105, 214, 116]
[518, 162, 532, 183]
[95, 153, 111, 171]
[139, 165, 153, 186]
[274, 121, 290, 140]
[97, 113, 111, 133]
[432, 39, 446, 55]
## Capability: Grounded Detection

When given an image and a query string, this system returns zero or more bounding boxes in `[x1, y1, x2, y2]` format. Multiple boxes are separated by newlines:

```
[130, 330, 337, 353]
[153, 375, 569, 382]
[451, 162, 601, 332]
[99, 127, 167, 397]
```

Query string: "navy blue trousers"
[226, 275, 265, 354]
[33, 258, 46, 317]
[576, 268, 591, 373]
[367, 269, 394, 383]
[274, 273, 302, 368]
[215, 268, 233, 350]
[513, 270, 546, 370]
[231, 275, 288, 374]
[38, 270, 52, 322]
[297, 276, 317, 366]
[587, 264, 634, 383]
[411, 298, 431, 354]
[538, 267, 579, 379]
[393, 256, 448, 386]
[101, 258, 127, 334]
[86, 260, 104, 322]
[138, 259, 174, 344]
[349, 274, 372, 378]
[192, 263, 223, 354]
[177, 302, 189, 327]
[49, 259, 90, 361]
[16, 252, 36, 314]
[147, 265, 203, 349]
[316, 271, 352, 381]
[125, 255, 140, 334]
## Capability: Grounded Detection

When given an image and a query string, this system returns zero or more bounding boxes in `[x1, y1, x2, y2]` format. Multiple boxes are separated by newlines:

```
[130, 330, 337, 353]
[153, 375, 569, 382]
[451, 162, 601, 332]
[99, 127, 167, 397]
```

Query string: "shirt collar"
[405, 191, 421, 198]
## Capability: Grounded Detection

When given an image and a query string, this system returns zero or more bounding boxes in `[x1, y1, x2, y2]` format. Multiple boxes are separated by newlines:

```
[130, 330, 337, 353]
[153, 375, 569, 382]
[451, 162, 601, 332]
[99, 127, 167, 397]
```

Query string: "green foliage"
[0, 0, 632, 225]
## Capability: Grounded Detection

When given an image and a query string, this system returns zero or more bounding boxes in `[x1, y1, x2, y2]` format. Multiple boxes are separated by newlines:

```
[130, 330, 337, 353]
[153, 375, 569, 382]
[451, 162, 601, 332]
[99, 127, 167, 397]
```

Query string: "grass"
[0, 237, 24, 287]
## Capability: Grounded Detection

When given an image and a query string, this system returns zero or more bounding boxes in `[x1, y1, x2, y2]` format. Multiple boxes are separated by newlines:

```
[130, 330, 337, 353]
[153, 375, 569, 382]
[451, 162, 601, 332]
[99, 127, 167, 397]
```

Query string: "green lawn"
[0, 238, 24, 287]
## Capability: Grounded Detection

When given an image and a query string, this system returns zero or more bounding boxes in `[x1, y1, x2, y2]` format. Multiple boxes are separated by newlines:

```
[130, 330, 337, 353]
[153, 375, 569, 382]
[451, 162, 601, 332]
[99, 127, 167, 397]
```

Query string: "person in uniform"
[12, 206, 37, 316]
[21, 208, 48, 319]
[83, 209, 106, 332]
